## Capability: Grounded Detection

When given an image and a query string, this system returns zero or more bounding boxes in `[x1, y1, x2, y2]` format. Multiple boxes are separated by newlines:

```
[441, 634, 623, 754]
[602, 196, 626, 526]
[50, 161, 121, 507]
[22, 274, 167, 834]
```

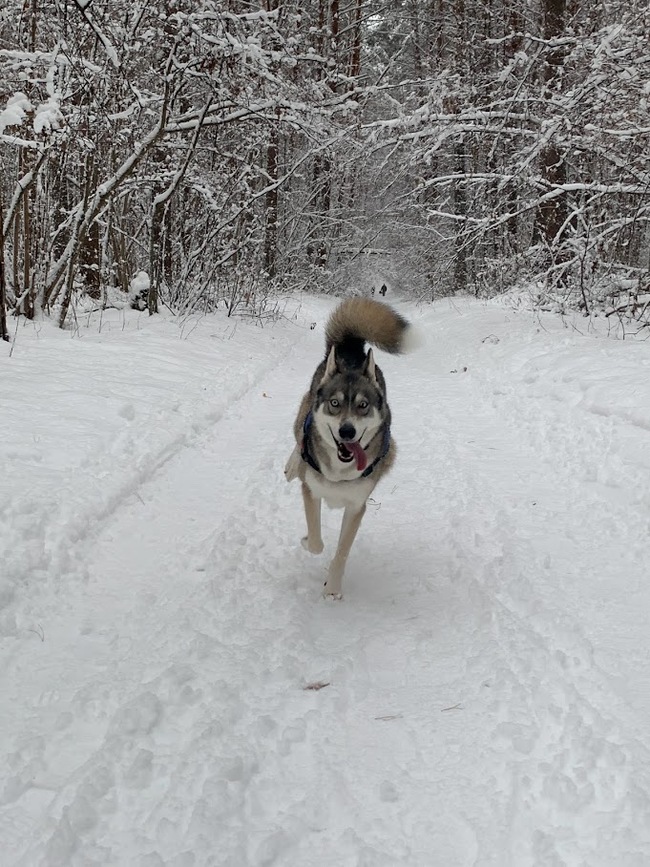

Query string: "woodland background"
[1, 0, 650, 336]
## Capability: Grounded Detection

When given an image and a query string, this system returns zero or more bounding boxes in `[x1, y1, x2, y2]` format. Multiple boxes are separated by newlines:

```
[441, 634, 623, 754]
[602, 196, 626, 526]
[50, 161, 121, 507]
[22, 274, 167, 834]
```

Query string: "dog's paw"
[323, 572, 342, 599]
[301, 536, 324, 555]
[322, 588, 343, 601]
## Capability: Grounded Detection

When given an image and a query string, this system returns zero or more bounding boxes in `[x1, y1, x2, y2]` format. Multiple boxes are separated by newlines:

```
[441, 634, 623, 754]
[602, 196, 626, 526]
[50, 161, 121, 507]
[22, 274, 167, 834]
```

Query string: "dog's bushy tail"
[325, 298, 413, 357]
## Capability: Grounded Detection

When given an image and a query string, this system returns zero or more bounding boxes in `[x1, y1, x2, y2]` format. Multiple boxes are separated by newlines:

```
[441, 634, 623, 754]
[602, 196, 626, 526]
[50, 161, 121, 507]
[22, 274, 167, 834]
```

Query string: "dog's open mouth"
[336, 439, 368, 472]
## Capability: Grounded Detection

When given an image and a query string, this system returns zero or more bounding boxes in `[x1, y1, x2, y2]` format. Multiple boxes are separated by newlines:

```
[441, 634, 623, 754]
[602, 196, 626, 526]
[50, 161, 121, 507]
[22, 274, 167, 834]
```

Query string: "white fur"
[304, 466, 374, 510]
[401, 323, 424, 353]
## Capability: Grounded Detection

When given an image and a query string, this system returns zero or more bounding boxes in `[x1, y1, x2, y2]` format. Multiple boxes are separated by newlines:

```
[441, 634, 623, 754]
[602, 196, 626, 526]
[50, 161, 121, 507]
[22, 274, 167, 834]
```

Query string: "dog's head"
[312, 347, 386, 471]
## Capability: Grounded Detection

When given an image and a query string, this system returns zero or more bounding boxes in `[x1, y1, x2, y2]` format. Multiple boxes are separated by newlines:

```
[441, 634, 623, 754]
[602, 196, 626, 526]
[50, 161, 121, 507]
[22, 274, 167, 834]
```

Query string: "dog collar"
[301, 411, 390, 478]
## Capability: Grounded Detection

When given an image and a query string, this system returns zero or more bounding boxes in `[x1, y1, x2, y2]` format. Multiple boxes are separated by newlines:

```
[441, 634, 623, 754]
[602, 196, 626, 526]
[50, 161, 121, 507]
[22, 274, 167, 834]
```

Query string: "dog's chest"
[305, 468, 374, 510]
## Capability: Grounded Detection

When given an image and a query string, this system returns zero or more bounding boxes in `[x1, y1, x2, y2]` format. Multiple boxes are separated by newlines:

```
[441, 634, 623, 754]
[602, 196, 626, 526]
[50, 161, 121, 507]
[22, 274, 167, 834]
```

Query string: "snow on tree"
[1, 0, 649, 326]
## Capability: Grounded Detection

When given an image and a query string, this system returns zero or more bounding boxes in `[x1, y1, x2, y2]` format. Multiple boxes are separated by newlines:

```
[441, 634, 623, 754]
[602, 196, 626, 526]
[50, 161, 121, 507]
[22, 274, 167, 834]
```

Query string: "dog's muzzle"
[335, 437, 367, 471]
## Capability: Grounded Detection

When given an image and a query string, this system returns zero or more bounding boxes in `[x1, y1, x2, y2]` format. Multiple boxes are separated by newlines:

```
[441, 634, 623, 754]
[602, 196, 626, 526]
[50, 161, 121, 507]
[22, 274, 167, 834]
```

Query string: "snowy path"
[2, 298, 650, 865]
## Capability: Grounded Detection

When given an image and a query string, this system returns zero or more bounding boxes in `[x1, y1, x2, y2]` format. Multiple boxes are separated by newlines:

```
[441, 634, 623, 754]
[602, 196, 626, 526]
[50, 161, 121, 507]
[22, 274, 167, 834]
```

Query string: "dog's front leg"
[300, 482, 324, 554]
[284, 443, 302, 482]
[324, 503, 366, 599]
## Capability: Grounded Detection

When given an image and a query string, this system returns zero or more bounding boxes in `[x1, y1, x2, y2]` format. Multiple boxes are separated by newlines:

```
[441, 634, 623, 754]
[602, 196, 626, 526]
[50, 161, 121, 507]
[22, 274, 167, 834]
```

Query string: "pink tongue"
[347, 441, 367, 472]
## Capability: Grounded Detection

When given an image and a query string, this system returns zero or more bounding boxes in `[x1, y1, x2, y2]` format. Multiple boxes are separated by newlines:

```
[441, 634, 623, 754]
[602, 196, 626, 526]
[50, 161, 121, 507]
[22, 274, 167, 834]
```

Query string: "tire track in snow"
[5, 299, 650, 866]
[1, 311, 325, 865]
[3, 302, 488, 866]
[413, 306, 650, 866]
[2, 319, 310, 620]
[53, 456, 483, 867]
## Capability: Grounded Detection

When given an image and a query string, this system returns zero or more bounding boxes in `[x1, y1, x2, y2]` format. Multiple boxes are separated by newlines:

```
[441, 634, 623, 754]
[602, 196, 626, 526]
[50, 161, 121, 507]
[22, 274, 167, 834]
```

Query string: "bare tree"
[2, 0, 650, 327]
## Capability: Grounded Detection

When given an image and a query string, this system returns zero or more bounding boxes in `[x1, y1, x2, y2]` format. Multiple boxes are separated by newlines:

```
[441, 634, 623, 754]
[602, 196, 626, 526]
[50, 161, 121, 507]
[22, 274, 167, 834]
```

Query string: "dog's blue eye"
[358, 401, 368, 409]
[330, 398, 339, 407]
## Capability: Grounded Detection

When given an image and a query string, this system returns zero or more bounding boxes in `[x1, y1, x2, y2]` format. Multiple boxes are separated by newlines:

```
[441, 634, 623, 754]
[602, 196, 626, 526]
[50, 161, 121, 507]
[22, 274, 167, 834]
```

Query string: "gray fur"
[284, 299, 411, 598]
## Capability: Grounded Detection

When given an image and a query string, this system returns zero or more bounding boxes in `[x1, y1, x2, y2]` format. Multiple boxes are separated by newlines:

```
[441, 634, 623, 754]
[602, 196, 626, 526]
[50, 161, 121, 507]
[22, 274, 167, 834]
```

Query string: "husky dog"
[285, 298, 414, 598]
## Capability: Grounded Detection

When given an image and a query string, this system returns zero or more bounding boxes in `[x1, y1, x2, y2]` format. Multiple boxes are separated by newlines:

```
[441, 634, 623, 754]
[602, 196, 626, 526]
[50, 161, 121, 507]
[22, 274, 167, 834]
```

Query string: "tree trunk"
[0, 190, 9, 342]
[454, 142, 467, 293]
[535, 0, 567, 252]
[78, 158, 102, 300]
[264, 118, 279, 280]
[149, 195, 163, 315]
[18, 148, 35, 319]
[348, 0, 362, 82]
[453, 0, 467, 293]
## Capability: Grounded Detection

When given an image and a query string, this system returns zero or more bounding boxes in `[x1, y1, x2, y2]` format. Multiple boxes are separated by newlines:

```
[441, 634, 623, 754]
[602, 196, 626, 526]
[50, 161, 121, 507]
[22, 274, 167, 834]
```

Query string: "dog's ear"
[363, 348, 377, 382]
[321, 345, 338, 382]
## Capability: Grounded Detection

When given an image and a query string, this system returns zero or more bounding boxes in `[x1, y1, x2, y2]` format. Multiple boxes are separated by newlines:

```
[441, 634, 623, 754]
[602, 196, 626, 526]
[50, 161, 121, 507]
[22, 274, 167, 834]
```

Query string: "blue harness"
[301, 411, 391, 479]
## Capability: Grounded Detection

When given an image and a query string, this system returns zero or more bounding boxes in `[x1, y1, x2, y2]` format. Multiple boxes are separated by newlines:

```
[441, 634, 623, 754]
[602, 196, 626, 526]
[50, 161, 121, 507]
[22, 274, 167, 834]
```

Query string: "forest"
[1, 0, 649, 336]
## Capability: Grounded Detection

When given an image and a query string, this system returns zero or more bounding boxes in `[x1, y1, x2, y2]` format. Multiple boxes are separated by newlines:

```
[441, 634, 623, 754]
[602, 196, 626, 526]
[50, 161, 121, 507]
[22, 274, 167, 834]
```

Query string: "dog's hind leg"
[300, 482, 324, 555]
[324, 504, 366, 599]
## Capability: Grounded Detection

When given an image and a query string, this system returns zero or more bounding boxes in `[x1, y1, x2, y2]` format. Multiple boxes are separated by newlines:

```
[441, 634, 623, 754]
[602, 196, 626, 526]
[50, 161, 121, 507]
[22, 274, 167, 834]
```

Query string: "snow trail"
[2, 298, 650, 865]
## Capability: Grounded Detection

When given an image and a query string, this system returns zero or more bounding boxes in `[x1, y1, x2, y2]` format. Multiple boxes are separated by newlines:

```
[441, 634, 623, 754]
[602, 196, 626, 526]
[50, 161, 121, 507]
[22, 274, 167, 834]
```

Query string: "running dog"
[284, 298, 415, 598]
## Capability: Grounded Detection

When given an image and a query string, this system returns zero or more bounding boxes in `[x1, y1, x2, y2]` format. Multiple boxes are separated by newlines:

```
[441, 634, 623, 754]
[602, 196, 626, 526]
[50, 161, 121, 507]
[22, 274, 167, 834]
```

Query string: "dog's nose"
[338, 422, 356, 441]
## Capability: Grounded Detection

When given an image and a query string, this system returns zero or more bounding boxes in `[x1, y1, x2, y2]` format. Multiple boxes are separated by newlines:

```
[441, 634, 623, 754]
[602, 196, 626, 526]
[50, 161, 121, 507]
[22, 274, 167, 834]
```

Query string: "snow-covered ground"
[2, 295, 650, 866]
